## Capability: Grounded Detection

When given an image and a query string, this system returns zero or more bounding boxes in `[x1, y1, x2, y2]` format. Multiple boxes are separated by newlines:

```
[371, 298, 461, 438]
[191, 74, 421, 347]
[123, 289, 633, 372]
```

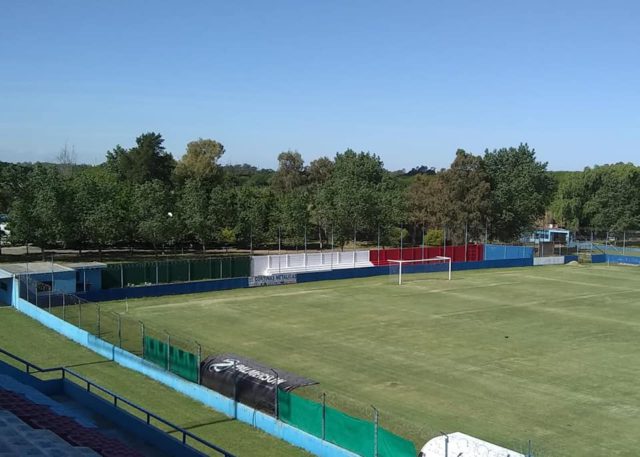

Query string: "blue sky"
[1, 1, 638, 171]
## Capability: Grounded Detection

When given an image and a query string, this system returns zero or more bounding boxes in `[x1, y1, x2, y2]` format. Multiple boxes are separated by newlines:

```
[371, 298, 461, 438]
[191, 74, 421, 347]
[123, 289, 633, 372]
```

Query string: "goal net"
[388, 257, 451, 285]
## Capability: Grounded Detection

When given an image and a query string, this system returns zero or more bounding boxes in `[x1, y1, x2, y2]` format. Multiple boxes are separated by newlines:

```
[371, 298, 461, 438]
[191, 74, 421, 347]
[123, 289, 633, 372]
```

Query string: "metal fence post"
[196, 341, 202, 384]
[120, 264, 124, 288]
[372, 406, 379, 457]
[166, 332, 171, 371]
[271, 369, 279, 419]
[117, 313, 122, 348]
[321, 393, 326, 441]
[97, 304, 101, 337]
[140, 321, 145, 358]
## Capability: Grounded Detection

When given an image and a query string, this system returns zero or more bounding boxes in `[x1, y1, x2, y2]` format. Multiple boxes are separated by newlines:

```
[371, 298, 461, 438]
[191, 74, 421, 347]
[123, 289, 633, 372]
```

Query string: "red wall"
[369, 244, 484, 265]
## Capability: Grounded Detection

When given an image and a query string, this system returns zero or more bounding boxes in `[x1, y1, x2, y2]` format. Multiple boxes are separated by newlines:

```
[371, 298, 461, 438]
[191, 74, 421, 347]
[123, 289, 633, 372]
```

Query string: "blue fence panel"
[564, 255, 579, 263]
[606, 255, 640, 265]
[297, 258, 534, 285]
[77, 277, 249, 302]
[484, 244, 534, 261]
[591, 254, 607, 263]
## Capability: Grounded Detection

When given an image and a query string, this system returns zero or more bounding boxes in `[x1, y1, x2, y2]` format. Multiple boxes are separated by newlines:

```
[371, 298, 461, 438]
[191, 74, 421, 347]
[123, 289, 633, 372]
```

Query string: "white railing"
[251, 251, 373, 276]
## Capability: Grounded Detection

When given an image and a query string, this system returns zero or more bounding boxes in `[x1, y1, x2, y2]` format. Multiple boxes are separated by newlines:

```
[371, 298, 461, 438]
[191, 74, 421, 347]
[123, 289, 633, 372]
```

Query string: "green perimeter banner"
[143, 336, 198, 383]
[278, 390, 415, 457]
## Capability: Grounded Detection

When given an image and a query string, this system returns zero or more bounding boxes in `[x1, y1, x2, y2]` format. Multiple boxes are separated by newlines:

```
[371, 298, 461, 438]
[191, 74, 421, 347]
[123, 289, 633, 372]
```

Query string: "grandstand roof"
[0, 262, 74, 275]
[62, 261, 107, 270]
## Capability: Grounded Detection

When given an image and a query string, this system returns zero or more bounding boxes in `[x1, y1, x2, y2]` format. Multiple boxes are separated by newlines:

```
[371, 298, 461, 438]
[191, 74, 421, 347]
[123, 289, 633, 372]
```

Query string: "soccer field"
[99, 264, 640, 456]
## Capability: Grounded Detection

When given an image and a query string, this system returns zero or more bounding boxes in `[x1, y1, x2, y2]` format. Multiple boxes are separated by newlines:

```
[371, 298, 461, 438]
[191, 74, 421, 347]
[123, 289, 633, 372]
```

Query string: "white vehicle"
[419, 432, 525, 457]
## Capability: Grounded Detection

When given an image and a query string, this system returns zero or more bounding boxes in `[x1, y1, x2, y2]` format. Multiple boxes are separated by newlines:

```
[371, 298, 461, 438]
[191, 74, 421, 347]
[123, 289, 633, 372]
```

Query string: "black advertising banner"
[200, 354, 317, 414]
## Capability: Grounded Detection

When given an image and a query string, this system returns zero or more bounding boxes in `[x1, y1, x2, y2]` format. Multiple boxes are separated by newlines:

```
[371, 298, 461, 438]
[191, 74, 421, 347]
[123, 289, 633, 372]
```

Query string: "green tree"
[209, 185, 237, 245]
[271, 150, 306, 193]
[317, 150, 400, 247]
[177, 179, 216, 251]
[439, 149, 491, 243]
[106, 132, 175, 185]
[484, 144, 553, 241]
[133, 180, 175, 253]
[235, 186, 274, 248]
[174, 138, 225, 187]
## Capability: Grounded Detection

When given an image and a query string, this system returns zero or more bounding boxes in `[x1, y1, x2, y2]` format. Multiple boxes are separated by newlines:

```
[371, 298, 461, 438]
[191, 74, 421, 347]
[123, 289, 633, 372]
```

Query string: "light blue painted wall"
[484, 244, 534, 261]
[606, 255, 640, 265]
[11, 282, 358, 457]
[27, 271, 77, 293]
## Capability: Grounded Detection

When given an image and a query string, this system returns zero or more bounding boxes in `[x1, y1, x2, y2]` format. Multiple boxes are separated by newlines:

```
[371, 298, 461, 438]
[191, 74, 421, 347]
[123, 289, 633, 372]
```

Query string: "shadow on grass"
[168, 417, 236, 433]
[64, 359, 114, 369]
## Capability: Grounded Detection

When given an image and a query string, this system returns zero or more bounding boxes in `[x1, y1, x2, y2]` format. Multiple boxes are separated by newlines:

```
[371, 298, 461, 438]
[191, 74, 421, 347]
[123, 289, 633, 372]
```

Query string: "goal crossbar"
[388, 256, 452, 284]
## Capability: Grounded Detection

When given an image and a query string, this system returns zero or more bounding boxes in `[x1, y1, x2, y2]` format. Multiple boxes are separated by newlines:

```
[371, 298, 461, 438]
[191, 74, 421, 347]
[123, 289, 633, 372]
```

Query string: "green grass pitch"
[0, 309, 312, 457]
[6, 263, 640, 456]
[98, 264, 640, 456]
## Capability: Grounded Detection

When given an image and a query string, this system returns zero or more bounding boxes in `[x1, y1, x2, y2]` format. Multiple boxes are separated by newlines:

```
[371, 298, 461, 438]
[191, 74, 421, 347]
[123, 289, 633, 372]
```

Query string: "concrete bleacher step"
[0, 409, 100, 456]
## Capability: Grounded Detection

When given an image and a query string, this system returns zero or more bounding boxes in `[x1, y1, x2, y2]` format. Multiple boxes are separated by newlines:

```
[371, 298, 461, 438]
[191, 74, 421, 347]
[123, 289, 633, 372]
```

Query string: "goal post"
[388, 256, 451, 285]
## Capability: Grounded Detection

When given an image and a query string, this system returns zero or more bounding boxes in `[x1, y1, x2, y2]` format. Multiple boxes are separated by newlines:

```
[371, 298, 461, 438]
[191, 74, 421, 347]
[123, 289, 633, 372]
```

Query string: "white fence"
[533, 256, 566, 266]
[251, 251, 373, 276]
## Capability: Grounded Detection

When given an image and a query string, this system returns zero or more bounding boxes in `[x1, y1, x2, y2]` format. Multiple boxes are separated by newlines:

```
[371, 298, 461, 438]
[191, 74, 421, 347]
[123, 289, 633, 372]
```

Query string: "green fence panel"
[143, 335, 168, 369]
[103, 256, 251, 289]
[102, 267, 121, 289]
[169, 346, 199, 382]
[123, 263, 147, 286]
[378, 427, 416, 457]
[278, 390, 323, 438]
[232, 257, 251, 278]
[326, 406, 375, 457]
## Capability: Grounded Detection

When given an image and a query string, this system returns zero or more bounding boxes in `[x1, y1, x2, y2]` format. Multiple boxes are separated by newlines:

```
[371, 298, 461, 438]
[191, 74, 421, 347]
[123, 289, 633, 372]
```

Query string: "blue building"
[524, 228, 572, 244]
[0, 261, 106, 305]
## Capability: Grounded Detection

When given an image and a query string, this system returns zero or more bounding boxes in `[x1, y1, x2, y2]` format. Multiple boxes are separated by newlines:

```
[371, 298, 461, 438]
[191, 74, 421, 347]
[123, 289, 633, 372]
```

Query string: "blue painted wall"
[484, 244, 534, 261]
[564, 255, 579, 263]
[27, 271, 77, 294]
[591, 254, 607, 263]
[77, 277, 248, 302]
[11, 287, 358, 457]
[75, 268, 103, 292]
[606, 255, 640, 265]
[0, 277, 13, 305]
[297, 258, 534, 284]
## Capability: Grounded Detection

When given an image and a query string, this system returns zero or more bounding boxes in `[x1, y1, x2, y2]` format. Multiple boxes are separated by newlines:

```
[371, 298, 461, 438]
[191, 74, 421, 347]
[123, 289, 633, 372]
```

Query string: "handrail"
[0, 347, 236, 457]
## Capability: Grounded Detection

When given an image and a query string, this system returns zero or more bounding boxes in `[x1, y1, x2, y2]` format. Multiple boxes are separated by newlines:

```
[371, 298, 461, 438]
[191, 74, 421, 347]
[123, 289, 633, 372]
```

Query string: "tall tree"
[177, 179, 215, 251]
[133, 180, 175, 253]
[484, 144, 553, 241]
[439, 149, 491, 242]
[271, 150, 306, 193]
[106, 132, 175, 185]
[317, 150, 399, 247]
[174, 138, 225, 187]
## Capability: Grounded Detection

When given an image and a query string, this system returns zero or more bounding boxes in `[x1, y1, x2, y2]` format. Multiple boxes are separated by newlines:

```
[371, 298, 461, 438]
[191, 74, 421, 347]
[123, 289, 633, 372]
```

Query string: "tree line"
[1, 132, 635, 256]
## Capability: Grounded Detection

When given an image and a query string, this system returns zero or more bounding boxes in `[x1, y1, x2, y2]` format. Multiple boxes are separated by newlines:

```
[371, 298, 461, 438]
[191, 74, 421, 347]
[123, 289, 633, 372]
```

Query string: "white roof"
[0, 262, 74, 275]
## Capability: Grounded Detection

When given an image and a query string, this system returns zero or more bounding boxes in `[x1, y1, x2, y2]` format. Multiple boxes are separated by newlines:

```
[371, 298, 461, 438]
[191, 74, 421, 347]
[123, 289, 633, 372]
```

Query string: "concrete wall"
[591, 254, 607, 263]
[11, 284, 357, 457]
[484, 244, 534, 261]
[533, 256, 565, 266]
